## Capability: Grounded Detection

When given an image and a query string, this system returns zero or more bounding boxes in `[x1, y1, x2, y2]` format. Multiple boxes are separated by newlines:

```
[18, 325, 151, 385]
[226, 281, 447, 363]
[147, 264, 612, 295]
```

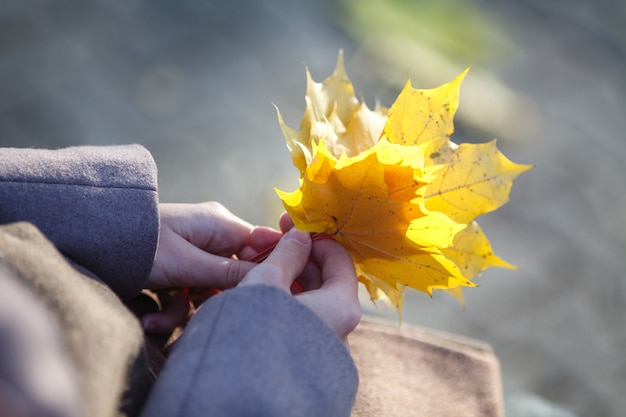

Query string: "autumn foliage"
[275, 52, 531, 311]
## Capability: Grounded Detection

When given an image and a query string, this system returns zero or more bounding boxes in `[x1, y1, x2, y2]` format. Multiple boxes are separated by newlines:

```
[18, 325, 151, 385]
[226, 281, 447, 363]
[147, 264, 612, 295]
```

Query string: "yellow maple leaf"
[418, 138, 532, 224]
[275, 51, 531, 309]
[276, 139, 474, 310]
[383, 67, 469, 146]
[276, 51, 387, 172]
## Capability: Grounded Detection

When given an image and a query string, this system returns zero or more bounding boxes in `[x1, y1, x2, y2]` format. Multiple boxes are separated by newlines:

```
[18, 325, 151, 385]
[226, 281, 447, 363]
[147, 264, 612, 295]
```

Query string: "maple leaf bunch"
[274, 52, 531, 310]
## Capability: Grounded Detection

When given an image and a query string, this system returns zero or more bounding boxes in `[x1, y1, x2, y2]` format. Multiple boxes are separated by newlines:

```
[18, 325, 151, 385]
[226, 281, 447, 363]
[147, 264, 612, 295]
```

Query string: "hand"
[239, 223, 361, 346]
[142, 202, 279, 334]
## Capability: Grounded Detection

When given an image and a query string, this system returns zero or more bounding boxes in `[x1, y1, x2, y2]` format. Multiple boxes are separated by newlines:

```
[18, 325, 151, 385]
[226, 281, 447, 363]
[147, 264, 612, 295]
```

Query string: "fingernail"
[285, 228, 310, 245]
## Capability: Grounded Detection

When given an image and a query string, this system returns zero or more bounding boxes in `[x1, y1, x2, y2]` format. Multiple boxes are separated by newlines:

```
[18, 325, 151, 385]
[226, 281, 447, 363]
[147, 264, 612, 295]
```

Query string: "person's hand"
[141, 202, 279, 334]
[239, 220, 361, 346]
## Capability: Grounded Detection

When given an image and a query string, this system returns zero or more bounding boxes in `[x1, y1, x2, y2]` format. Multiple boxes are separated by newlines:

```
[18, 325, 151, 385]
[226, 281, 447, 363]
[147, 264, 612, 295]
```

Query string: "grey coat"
[0, 145, 358, 417]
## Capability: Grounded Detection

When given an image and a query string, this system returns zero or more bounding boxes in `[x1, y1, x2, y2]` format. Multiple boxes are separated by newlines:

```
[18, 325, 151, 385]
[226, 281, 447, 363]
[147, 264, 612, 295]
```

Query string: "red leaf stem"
[246, 232, 333, 263]
[246, 232, 334, 294]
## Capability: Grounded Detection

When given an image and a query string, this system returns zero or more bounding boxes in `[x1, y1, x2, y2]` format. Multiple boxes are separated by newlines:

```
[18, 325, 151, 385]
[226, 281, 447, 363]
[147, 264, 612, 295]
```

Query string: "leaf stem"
[246, 232, 333, 263]
[246, 232, 334, 295]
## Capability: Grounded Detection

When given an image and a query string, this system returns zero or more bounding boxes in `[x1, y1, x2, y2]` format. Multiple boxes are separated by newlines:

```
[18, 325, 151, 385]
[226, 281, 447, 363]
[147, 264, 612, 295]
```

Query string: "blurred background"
[1, 0, 624, 416]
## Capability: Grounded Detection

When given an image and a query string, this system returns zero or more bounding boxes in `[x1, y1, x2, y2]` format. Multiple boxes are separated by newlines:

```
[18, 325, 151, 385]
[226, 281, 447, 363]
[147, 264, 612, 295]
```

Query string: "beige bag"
[351, 318, 505, 417]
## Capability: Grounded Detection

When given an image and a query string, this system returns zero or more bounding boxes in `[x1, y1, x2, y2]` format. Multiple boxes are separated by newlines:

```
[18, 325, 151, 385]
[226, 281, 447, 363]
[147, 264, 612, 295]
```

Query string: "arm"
[141, 228, 361, 417]
[144, 286, 358, 417]
[0, 145, 159, 298]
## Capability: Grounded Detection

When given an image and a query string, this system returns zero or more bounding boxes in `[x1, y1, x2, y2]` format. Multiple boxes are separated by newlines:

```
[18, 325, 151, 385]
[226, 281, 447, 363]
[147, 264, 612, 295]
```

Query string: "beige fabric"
[351, 317, 505, 417]
[0, 222, 152, 417]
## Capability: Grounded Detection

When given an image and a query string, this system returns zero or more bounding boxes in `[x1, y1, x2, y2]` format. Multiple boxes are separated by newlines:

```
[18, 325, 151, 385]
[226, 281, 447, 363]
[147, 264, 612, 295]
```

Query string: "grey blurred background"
[1, 1, 624, 416]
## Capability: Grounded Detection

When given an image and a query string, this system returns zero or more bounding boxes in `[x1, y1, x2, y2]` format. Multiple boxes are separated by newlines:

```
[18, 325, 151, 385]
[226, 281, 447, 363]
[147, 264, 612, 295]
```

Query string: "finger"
[161, 202, 254, 256]
[298, 289, 361, 341]
[247, 226, 282, 252]
[297, 239, 361, 338]
[149, 229, 258, 290]
[141, 289, 190, 335]
[312, 238, 358, 291]
[295, 258, 322, 291]
[239, 226, 282, 260]
[239, 228, 311, 291]
[278, 212, 295, 233]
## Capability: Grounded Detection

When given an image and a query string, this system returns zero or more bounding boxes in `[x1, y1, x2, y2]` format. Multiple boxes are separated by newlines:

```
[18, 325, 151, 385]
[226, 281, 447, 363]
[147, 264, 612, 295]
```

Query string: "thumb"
[239, 228, 311, 291]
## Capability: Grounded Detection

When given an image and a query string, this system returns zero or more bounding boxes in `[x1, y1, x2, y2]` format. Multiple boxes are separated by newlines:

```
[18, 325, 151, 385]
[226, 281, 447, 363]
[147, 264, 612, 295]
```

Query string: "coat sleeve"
[140, 284, 359, 417]
[0, 145, 159, 298]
